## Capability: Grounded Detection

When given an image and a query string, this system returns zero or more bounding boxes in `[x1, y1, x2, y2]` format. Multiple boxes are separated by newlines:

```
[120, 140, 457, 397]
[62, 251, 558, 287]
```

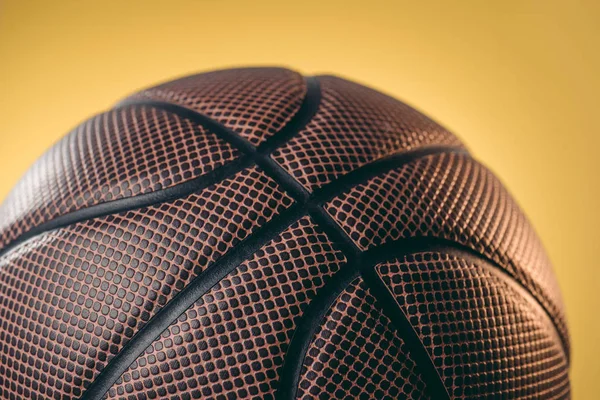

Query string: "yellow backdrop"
[1, 0, 598, 396]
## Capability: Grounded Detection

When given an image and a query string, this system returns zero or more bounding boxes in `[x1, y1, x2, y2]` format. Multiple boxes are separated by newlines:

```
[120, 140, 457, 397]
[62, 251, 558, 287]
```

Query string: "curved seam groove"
[276, 242, 452, 400]
[79, 204, 305, 400]
[256, 77, 321, 154]
[275, 265, 362, 400]
[0, 77, 321, 259]
[80, 75, 324, 400]
[119, 88, 315, 202]
[0, 156, 252, 259]
[360, 259, 452, 400]
[277, 236, 569, 400]
[360, 237, 568, 361]
[310, 145, 468, 204]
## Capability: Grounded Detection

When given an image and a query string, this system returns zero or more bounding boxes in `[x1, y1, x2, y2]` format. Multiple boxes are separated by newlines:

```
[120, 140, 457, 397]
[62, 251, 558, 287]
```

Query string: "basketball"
[0, 68, 569, 399]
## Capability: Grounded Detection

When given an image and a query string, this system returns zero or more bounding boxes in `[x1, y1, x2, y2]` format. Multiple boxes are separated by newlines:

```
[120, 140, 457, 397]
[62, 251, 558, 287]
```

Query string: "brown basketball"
[0, 67, 569, 399]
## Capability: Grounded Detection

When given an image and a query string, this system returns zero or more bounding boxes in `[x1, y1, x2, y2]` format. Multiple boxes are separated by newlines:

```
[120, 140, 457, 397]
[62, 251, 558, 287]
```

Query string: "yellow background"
[1, 0, 598, 396]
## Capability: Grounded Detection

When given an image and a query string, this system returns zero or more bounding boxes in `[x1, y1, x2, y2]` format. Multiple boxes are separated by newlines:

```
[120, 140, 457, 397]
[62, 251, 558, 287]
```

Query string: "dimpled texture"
[325, 152, 569, 356]
[271, 75, 464, 192]
[0, 167, 292, 399]
[127, 68, 307, 147]
[297, 277, 430, 400]
[107, 217, 346, 400]
[0, 105, 239, 252]
[375, 252, 569, 399]
[0, 67, 569, 399]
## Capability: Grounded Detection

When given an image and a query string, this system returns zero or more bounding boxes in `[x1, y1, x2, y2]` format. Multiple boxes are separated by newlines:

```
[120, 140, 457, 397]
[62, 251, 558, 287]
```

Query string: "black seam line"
[277, 236, 571, 400]
[0, 77, 322, 259]
[117, 76, 322, 158]
[359, 254, 451, 400]
[81, 77, 324, 400]
[276, 239, 455, 400]
[302, 146, 467, 260]
[118, 83, 320, 203]
[80, 204, 305, 400]
[0, 157, 252, 260]
[310, 145, 468, 204]
[361, 237, 569, 362]
[256, 77, 321, 154]
[120, 83, 366, 259]
[275, 265, 362, 400]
